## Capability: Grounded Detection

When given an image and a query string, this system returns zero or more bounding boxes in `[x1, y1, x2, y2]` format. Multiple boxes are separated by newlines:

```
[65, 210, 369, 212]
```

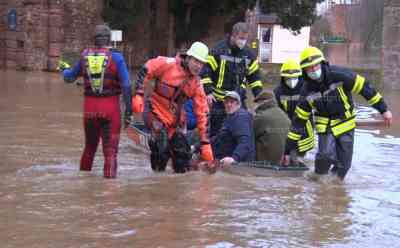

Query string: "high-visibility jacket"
[285, 62, 388, 153]
[63, 47, 132, 114]
[274, 78, 315, 153]
[81, 48, 121, 96]
[135, 55, 210, 142]
[200, 39, 263, 101]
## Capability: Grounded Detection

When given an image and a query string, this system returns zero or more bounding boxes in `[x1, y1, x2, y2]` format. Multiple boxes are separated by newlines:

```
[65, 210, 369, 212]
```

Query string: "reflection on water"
[0, 70, 400, 247]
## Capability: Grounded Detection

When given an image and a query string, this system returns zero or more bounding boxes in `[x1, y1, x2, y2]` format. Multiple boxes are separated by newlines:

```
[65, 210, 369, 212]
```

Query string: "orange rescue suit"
[137, 55, 210, 143]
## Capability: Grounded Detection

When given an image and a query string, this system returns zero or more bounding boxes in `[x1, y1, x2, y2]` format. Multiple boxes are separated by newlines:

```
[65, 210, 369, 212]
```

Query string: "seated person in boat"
[253, 91, 292, 165]
[211, 91, 256, 167]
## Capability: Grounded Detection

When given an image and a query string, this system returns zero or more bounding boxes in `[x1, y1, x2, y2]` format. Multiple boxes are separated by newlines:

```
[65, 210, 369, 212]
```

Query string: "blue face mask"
[307, 68, 322, 81]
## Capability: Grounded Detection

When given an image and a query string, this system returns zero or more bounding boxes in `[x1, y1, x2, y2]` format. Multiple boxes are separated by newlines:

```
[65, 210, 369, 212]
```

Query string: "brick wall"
[1, 0, 49, 70]
[0, 0, 228, 71]
[0, 2, 6, 68]
[0, 0, 101, 71]
[52, 0, 102, 70]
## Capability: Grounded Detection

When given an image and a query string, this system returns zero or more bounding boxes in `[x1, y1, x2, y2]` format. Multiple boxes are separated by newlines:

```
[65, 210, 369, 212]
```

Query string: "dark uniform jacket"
[253, 100, 291, 164]
[285, 62, 388, 153]
[274, 79, 305, 120]
[200, 38, 263, 101]
[274, 78, 315, 153]
[211, 108, 255, 162]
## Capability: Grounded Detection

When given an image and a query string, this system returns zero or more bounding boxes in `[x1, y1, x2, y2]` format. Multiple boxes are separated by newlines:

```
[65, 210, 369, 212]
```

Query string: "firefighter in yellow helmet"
[281, 47, 393, 180]
[273, 58, 315, 160]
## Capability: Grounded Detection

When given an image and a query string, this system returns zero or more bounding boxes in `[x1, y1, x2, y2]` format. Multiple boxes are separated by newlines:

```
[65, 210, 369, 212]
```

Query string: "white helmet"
[186, 42, 209, 63]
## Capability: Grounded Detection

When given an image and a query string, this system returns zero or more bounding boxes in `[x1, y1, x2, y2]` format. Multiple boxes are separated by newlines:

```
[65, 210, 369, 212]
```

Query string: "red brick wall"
[0, 2, 6, 68]
[0, 0, 101, 71]
[0, 0, 228, 70]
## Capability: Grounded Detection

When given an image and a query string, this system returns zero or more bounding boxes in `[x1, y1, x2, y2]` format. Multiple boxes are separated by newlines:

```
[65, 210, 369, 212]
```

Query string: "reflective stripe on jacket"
[81, 48, 121, 96]
[285, 62, 388, 153]
[200, 39, 263, 101]
[274, 78, 314, 153]
[135, 55, 210, 142]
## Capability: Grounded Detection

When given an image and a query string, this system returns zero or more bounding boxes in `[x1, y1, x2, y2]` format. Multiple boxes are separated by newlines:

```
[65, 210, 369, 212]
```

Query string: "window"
[262, 28, 271, 43]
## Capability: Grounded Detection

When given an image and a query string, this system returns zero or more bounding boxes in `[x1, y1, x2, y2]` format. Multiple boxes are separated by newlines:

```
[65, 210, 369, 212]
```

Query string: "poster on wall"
[271, 26, 310, 64]
[7, 8, 17, 31]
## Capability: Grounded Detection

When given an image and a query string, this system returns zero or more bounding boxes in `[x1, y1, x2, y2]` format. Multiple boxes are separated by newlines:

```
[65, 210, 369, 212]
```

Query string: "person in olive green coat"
[253, 91, 291, 164]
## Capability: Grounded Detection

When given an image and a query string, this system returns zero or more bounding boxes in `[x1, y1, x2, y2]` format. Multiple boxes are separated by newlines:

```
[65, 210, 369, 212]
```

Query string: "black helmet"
[95, 24, 111, 38]
[94, 24, 111, 46]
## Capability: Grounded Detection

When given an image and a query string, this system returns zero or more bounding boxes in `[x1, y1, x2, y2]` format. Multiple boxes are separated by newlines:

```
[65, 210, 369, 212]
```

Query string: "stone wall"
[0, 0, 49, 70]
[0, 3, 6, 68]
[383, 0, 400, 90]
[0, 0, 101, 71]
[0, 0, 229, 71]
[52, 0, 102, 70]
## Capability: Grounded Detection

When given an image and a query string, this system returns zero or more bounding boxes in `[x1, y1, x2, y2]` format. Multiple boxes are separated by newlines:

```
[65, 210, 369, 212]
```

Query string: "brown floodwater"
[0, 69, 399, 248]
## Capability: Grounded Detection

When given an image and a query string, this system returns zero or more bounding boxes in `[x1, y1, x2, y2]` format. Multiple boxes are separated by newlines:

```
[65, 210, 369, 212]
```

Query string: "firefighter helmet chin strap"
[85, 50, 109, 94]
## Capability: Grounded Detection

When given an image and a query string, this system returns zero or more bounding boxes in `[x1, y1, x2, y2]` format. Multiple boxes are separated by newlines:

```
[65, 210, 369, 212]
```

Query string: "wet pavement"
[0, 70, 399, 247]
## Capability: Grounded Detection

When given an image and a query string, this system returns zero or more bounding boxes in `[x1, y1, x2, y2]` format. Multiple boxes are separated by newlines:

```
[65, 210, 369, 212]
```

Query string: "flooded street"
[0, 70, 399, 248]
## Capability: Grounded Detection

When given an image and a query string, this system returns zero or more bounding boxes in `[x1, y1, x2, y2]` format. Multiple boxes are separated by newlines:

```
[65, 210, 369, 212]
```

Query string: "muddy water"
[0, 70, 399, 248]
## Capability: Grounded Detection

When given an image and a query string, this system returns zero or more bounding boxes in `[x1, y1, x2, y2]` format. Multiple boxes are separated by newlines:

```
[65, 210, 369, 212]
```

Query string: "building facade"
[0, 0, 229, 71]
[0, 0, 102, 70]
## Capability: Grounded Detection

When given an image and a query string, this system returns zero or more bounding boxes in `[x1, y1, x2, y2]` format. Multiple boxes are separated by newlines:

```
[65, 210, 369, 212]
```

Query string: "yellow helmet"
[280, 58, 302, 78]
[299, 46, 325, 69]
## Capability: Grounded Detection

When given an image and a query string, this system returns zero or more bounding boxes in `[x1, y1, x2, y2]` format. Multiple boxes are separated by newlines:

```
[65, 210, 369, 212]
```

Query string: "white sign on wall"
[111, 30, 122, 42]
[271, 26, 310, 64]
